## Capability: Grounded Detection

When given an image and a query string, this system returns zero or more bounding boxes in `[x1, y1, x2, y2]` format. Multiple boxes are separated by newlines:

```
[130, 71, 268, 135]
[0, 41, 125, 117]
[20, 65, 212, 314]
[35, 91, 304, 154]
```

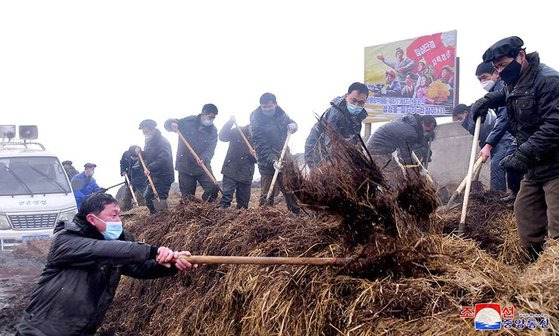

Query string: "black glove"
[470, 97, 490, 123]
[500, 150, 530, 173]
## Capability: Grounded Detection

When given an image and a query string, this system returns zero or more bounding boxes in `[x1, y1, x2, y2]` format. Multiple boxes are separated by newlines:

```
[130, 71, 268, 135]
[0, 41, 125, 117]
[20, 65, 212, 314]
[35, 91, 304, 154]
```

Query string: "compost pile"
[99, 127, 558, 335]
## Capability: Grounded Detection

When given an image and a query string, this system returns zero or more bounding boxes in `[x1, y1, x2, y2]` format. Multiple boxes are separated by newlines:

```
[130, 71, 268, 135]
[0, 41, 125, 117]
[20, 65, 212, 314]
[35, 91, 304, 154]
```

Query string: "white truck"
[0, 125, 77, 249]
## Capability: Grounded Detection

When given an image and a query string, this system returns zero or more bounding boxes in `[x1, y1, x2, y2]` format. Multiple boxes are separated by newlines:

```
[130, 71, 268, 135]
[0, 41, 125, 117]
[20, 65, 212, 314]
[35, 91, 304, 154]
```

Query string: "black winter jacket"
[484, 52, 559, 182]
[142, 129, 175, 183]
[164, 115, 217, 176]
[219, 119, 256, 183]
[120, 149, 148, 189]
[250, 106, 296, 175]
[16, 217, 177, 336]
[484, 80, 515, 147]
[365, 113, 424, 164]
[304, 97, 367, 168]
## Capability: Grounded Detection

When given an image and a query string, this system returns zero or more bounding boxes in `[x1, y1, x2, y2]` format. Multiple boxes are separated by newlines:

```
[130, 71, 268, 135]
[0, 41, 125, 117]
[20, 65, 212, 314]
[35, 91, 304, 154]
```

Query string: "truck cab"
[0, 125, 77, 249]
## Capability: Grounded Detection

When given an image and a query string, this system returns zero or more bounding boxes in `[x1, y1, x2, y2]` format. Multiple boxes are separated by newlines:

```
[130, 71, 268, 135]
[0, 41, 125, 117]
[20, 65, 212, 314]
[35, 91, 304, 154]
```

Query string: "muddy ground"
[0, 247, 45, 335]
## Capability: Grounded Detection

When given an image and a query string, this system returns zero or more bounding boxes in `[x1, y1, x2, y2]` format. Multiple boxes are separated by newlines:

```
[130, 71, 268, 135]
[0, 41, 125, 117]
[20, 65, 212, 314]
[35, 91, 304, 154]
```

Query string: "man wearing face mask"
[139, 119, 174, 214]
[474, 61, 522, 197]
[250, 92, 300, 214]
[71, 162, 102, 210]
[305, 82, 369, 169]
[471, 36, 559, 260]
[16, 193, 193, 336]
[164, 104, 219, 202]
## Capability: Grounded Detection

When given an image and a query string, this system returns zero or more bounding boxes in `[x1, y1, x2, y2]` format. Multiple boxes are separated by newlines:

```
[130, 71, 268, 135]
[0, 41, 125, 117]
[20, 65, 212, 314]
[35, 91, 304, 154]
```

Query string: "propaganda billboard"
[364, 30, 458, 122]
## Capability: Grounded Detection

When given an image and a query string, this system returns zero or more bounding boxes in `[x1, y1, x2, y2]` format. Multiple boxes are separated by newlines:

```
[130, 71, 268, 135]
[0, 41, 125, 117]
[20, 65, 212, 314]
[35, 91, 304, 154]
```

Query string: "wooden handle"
[266, 131, 292, 201]
[175, 129, 222, 192]
[179, 255, 351, 266]
[446, 156, 484, 208]
[137, 151, 160, 200]
[459, 118, 482, 232]
[124, 172, 139, 207]
[233, 119, 256, 159]
[457, 157, 484, 194]
[411, 151, 434, 184]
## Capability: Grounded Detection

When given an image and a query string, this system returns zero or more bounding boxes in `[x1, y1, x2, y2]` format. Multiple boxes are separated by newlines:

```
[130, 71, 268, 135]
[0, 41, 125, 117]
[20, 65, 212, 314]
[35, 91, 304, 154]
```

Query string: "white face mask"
[481, 80, 496, 92]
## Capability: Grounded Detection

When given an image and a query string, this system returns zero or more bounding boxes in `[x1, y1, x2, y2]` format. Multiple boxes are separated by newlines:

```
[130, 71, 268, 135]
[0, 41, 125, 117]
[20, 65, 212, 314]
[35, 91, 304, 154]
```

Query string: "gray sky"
[1, 0, 556, 190]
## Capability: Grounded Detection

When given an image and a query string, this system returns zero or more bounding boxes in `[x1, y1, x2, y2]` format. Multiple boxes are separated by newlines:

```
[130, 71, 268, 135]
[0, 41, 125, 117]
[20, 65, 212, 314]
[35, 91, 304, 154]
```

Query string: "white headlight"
[0, 214, 10, 230]
[58, 208, 77, 222]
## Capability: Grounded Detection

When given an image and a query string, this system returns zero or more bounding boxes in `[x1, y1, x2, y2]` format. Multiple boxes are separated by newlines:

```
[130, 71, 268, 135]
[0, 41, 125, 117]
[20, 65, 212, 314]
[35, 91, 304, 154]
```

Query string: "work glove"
[273, 161, 283, 172]
[500, 150, 530, 173]
[471, 97, 490, 123]
[287, 123, 297, 134]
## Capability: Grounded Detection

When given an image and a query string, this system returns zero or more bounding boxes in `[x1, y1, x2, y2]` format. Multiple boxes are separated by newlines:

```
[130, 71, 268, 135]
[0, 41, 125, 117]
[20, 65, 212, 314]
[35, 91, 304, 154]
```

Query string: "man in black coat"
[119, 145, 147, 210]
[165, 104, 219, 202]
[474, 61, 521, 196]
[218, 116, 257, 209]
[471, 36, 559, 260]
[250, 93, 300, 214]
[139, 119, 175, 214]
[16, 193, 192, 336]
[61, 160, 79, 180]
[305, 82, 369, 168]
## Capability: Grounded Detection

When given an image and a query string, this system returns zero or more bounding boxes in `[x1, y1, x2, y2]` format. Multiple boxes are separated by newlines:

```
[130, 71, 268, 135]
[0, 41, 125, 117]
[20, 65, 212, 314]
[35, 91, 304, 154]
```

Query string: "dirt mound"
[100, 197, 555, 335]
[97, 133, 559, 335]
[439, 192, 529, 266]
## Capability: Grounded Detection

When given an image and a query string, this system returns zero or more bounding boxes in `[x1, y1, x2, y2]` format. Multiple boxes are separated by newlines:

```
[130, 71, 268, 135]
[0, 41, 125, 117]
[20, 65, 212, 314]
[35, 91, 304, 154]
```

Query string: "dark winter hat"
[482, 36, 524, 63]
[475, 61, 496, 76]
[138, 119, 157, 130]
[61, 160, 72, 165]
[84, 163, 97, 169]
[201, 103, 218, 115]
[452, 104, 470, 117]
[259, 92, 277, 104]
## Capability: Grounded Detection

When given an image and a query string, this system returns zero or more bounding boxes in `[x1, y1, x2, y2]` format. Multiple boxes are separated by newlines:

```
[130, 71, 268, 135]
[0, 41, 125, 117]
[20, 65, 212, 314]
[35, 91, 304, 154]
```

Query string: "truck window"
[0, 157, 72, 196]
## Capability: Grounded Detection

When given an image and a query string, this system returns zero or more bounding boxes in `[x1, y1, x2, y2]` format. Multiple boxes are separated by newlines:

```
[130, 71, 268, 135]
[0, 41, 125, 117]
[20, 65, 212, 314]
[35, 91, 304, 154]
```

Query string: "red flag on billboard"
[406, 33, 456, 77]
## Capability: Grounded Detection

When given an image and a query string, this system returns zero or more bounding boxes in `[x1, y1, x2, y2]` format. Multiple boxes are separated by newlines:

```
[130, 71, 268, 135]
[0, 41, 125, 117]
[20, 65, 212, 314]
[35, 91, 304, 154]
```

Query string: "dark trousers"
[507, 169, 523, 194]
[259, 173, 300, 214]
[514, 177, 559, 252]
[490, 141, 509, 192]
[219, 175, 251, 209]
[145, 176, 172, 214]
[179, 171, 218, 202]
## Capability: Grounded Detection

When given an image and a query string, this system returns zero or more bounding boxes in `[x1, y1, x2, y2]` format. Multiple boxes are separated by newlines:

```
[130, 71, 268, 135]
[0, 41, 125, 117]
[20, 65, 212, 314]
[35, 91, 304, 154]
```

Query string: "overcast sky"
[1, 0, 556, 190]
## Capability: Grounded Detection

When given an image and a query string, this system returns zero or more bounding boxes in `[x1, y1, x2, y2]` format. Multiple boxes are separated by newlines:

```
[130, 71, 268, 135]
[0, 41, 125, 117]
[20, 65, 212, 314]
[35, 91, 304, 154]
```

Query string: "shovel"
[123, 172, 139, 207]
[233, 119, 257, 159]
[100, 181, 126, 192]
[137, 151, 165, 211]
[176, 255, 353, 266]
[174, 128, 222, 193]
[266, 131, 291, 201]
[411, 151, 434, 185]
[458, 117, 482, 233]
[446, 156, 484, 208]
